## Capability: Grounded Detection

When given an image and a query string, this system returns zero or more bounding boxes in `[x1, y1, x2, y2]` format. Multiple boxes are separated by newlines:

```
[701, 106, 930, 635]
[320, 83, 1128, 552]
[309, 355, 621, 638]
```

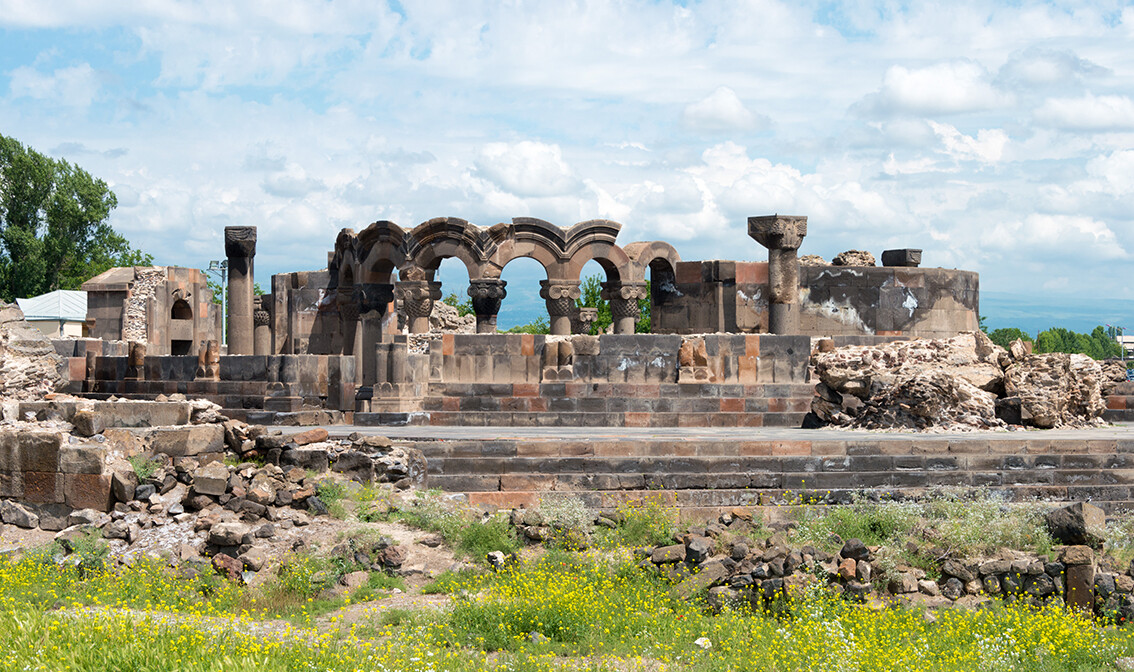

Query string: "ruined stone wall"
[799, 265, 979, 338]
[122, 267, 166, 341]
[83, 266, 220, 356]
[652, 261, 978, 338]
[0, 429, 113, 513]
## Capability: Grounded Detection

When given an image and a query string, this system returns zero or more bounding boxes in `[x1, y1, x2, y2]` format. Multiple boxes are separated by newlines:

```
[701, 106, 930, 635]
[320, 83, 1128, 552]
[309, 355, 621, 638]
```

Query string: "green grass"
[126, 454, 161, 480]
[594, 499, 679, 548]
[3, 549, 1134, 671]
[790, 489, 1055, 557]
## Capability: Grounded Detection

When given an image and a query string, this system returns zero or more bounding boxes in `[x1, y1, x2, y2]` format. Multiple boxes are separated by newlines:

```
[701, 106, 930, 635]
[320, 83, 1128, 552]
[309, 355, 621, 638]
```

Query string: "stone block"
[19, 431, 62, 472]
[1065, 563, 1094, 612]
[22, 471, 64, 503]
[94, 401, 191, 427]
[149, 425, 224, 457]
[0, 471, 23, 498]
[71, 410, 105, 437]
[60, 444, 105, 474]
[0, 430, 17, 471]
[64, 473, 113, 511]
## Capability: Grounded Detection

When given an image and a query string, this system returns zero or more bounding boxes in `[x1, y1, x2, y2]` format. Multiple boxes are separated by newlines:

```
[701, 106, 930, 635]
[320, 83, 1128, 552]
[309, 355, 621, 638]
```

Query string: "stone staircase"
[389, 432, 1134, 518]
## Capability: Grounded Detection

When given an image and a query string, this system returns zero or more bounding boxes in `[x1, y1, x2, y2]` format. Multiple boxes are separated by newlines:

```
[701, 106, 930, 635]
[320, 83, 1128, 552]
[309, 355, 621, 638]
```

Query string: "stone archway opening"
[170, 298, 194, 355]
[497, 256, 549, 333]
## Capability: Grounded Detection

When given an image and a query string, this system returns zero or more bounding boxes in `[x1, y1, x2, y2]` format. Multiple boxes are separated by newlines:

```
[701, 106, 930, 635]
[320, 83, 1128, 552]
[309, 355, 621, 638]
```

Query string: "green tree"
[441, 291, 473, 316]
[207, 278, 264, 304]
[1033, 325, 1123, 360]
[504, 315, 549, 334]
[576, 273, 651, 334]
[0, 134, 152, 301]
[987, 327, 1033, 349]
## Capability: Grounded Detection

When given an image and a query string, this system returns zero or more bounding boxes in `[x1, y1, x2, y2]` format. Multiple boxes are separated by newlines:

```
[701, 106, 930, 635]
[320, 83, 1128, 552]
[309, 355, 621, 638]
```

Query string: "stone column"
[540, 280, 580, 335]
[602, 281, 649, 334]
[358, 283, 394, 387]
[224, 226, 257, 354]
[748, 215, 807, 335]
[394, 280, 442, 334]
[337, 286, 358, 356]
[468, 279, 507, 333]
[253, 296, 271, 356]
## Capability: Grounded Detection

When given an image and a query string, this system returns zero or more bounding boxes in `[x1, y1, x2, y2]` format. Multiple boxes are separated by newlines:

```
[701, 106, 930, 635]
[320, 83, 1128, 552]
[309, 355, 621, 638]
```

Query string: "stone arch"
[623, 241, 681, 285]
[170, 298, 193, 320]
[564, 241, 632, 283]
[403, 217, 506, 281]
[488, 217, 569, 280]
[562, 219, 629, 282]
[356, 220, 407, 284]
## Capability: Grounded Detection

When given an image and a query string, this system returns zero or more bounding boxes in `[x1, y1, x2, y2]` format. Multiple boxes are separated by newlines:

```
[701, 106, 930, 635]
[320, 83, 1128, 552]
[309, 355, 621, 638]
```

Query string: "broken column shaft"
[748, 215, 807, 335]
[224, 226, 257, 354]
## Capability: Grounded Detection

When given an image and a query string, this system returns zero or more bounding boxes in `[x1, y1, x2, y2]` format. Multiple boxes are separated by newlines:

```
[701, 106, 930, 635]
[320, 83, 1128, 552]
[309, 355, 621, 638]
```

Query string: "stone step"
[356, 410, 809, 427]
[426, 467, 1134, 493]
[1104, 408, 1134, 422]
[398, 437, 1134, 459]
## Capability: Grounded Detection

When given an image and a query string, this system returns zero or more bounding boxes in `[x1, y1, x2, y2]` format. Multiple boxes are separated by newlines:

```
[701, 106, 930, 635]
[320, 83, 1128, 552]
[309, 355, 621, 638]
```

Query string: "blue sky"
[1, 0, 1132, 331]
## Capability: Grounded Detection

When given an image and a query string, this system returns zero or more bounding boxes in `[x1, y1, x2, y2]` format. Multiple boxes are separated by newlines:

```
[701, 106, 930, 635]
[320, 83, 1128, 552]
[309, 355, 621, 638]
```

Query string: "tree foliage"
[441, 292, 473, 316]
[985, 323, 1123, 361]
[577, 273, 651, 334]
[0, 134, 152, 302]
[987, 327, 1033, 349]
[1034, 325, 1122, 360]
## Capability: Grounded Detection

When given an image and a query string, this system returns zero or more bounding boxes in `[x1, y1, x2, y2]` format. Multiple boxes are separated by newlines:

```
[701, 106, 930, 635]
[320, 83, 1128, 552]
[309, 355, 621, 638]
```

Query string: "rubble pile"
[428, 300, 475, 333]
[831, 250, 876, 267]
[810, 332, 1127, 431]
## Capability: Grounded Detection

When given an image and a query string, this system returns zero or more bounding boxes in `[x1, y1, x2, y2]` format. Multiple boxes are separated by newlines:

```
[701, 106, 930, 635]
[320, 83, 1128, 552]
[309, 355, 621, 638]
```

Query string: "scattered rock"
[1046, 503, 1106, 548]
[212, 553, 244, 582]
[0, 500, 39, 529]
[831, 250, 876, 267]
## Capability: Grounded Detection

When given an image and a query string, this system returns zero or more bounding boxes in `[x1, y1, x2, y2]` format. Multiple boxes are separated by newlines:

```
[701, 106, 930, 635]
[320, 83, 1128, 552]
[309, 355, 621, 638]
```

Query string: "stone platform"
[294, 424, 1134, 518]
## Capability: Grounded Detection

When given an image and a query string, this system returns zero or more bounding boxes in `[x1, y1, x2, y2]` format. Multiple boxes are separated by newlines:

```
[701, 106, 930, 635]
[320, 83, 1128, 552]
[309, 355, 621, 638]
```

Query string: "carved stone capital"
[602, 281, 648, 321]
[540, 280, 581, 318]
[357, 283, 396, 315]
[253, 304, 271, 328]
[224, 226, 258, 259]
[394, 280, 441, 319]
[572, 306, 598, 334]
[339, 301, 360, 322]
[468, 279, 507, 318]
[747, 215, 807, 252]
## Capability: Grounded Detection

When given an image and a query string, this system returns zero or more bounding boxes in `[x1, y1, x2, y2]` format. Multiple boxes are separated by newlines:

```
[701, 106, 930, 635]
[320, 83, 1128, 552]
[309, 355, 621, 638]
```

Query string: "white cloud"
[1034, 94, 1134, 131]
[997, 47, 1107, 88]
[1, 0, 1133, 312]
[682, 86, 769, 133]
[857, 61, 1013, 116]
[8, 63, 99, 108]
[474, 142, 578, 198]
[928, 121, 1009, 163]
[981, 214, 1129, 261]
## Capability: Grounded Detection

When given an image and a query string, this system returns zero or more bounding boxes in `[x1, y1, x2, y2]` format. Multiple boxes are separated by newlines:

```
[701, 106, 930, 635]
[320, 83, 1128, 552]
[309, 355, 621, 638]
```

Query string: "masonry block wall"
[357, 333, 815, 428]
[68, 353, 357, 415]
[0, 430, 112, 512]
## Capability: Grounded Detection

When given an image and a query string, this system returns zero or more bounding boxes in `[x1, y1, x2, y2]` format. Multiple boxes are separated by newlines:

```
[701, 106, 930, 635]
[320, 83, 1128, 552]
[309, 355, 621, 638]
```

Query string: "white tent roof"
[16, 290, 87, 322]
